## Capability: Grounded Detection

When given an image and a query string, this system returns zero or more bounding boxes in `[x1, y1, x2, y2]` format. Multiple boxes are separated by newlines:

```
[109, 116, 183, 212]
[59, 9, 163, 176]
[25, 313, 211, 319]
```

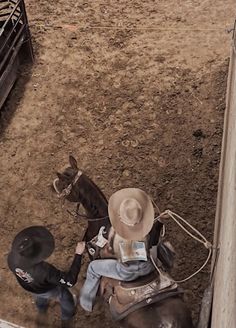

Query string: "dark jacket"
[8, 254, 82, 294]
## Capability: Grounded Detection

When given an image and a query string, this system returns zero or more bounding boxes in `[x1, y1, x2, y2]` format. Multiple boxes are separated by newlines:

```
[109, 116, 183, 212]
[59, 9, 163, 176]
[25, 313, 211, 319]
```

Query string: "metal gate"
[0, 0, 33, 110]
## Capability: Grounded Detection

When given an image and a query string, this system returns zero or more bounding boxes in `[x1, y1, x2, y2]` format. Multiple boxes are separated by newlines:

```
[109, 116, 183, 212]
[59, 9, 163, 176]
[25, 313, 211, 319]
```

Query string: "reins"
[67, 209, 109, 222]
[55, 170, 109, 222]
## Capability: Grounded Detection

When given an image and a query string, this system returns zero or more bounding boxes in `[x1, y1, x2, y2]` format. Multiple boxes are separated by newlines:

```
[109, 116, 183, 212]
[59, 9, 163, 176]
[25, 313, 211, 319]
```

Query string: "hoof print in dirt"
[192, 147, 203, 158]
[192, 129, 206, 140]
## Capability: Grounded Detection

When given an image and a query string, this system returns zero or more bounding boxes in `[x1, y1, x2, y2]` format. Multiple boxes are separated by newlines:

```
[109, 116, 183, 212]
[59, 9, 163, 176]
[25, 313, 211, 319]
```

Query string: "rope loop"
[204, 240, 212, 249]
[151, 204, 213, 284]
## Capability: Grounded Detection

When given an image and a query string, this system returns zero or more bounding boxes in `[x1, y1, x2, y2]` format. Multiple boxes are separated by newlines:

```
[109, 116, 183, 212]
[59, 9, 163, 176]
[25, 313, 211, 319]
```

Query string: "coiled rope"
[151, 206, 212, 284]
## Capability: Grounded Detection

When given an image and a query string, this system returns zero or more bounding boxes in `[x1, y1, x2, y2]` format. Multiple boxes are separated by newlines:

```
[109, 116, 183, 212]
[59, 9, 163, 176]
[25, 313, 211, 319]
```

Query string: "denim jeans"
[33, 286, 76, 320]
[79, 259, 154, 312]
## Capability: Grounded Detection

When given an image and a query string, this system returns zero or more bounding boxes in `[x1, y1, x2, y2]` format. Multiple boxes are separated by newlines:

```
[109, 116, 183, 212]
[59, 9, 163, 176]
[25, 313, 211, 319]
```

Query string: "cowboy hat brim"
[108, 188, 154, 240]
[8, 226, 55, 269]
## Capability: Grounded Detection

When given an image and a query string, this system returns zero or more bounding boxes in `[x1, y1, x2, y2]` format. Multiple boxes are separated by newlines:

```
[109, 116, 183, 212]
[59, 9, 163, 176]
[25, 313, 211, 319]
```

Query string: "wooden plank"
[210, 29, 236, 327]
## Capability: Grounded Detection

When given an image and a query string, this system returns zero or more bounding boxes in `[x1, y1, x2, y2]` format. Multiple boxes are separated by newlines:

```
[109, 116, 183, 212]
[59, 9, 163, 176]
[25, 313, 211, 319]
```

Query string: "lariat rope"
[151, 206, 212, 284]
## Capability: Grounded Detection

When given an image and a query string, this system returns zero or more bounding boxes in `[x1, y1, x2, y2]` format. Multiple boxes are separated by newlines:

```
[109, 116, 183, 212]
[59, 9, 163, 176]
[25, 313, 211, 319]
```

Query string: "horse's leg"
[121, 297, 194, 328]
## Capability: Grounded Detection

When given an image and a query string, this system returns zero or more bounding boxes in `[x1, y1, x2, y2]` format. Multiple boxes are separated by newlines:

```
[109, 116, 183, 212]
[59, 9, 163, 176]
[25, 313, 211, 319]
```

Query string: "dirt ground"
[0, 1, 235, 327]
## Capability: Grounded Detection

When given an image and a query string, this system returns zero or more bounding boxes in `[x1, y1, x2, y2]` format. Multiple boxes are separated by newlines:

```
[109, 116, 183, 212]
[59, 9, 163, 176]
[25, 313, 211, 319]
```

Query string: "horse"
[54, 155, 195, 328]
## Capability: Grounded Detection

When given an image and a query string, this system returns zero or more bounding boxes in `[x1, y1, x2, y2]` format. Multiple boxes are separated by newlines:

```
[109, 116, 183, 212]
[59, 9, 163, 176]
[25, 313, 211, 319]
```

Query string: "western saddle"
[100, 268, 182, 321]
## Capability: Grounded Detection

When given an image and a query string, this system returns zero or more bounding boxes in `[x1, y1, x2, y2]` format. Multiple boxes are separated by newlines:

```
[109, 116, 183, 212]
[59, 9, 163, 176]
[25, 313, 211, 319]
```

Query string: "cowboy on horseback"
[79, 188, 156, 312]
[53, 156, 195, 327]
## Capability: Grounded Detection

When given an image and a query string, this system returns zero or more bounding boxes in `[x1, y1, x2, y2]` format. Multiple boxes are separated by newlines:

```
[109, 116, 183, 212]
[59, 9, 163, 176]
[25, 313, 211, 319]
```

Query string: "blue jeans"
[79, 259, 154, 312]
[33, 286, 76, 320]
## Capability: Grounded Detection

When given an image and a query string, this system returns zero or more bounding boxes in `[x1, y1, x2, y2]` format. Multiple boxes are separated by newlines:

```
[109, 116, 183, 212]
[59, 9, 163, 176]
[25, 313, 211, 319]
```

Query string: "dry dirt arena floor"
[0, 1, 236, 327]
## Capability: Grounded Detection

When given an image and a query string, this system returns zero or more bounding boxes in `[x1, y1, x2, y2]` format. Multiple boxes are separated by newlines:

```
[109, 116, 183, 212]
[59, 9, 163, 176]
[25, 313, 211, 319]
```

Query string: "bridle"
[53, 170, 109, 222]
[53, 170, 83, 198]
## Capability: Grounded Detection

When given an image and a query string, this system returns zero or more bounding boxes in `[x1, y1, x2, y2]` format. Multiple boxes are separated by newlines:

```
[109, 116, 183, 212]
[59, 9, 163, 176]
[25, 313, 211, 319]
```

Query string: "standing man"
[79, 188, 155, 312]
[8, 226, 85, 328]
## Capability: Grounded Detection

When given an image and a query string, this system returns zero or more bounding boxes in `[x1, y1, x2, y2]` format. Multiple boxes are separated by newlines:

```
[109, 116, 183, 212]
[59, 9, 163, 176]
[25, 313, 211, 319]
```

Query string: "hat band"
[120, 217, 140, 227]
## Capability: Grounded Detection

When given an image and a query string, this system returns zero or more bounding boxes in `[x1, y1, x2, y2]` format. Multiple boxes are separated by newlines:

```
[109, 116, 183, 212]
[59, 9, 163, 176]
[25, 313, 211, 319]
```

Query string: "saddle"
[101, 270, 182, 321]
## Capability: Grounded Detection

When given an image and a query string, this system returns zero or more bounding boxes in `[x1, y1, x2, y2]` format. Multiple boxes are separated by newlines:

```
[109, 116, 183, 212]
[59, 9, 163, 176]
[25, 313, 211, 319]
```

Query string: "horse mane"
[74, 173, 108, 219]
[71, 173, 111, 242]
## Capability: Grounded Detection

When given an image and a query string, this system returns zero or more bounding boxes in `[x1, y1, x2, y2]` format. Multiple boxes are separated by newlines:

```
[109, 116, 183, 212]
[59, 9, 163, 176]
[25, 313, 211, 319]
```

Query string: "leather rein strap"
[67, 208, 109, 222]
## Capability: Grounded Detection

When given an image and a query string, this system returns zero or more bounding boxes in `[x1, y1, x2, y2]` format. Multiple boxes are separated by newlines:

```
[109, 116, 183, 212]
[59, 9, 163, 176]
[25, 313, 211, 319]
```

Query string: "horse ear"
[57, 172, 66, 181]
[69, 155, 78, 169]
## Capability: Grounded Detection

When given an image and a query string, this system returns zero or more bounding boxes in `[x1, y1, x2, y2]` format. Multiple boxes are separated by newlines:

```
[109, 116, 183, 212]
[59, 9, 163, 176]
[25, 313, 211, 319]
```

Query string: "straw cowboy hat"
[108, 188, 155, 240]
[8, 226, 55, 269]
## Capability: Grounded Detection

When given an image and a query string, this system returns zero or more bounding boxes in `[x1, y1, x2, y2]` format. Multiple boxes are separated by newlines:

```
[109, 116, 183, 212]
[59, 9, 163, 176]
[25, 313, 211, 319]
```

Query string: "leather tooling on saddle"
[103, 270, 182, 321]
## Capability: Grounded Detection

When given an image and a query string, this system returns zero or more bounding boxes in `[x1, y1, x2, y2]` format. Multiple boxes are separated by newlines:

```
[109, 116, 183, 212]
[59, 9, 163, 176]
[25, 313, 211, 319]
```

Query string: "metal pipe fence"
[0, 0, 33, 110]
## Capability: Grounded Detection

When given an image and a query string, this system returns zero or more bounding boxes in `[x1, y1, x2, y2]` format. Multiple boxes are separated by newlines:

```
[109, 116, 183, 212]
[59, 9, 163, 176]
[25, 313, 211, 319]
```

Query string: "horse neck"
[86, 218, 111, 242]
[73, 173, 111, 240]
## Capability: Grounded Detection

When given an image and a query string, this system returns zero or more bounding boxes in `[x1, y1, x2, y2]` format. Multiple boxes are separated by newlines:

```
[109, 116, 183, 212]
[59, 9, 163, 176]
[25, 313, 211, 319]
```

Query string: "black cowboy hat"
[8, 226, 55, 269]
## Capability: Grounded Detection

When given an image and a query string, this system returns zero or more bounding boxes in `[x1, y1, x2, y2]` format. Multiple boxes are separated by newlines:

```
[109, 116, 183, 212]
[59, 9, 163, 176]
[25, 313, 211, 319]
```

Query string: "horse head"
[54, 155, 84, 202]
[54, 155, 110, 242]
